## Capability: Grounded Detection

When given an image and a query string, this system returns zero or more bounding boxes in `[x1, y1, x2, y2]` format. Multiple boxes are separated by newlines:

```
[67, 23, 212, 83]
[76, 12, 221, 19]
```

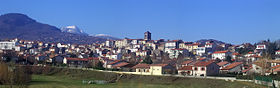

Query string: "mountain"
[196, 39, 226, 45]
[61, 25, 88, 35]
[0, 13, 105, 44]
[92, 34, 119, 40]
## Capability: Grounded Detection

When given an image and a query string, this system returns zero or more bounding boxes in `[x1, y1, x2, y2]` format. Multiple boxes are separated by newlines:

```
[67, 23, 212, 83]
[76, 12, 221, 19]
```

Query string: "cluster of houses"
[1, 31, 280, 77]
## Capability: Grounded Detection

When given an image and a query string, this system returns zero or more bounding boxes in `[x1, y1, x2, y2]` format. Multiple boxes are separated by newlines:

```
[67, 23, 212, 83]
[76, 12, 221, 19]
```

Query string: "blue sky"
[0, 0, 280, 44]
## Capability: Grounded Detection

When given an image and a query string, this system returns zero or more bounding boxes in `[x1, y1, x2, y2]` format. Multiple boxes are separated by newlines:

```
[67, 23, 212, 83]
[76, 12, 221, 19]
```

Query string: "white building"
[169, 48, 189, 59]
[256, 44, 266, 50]
[164, 40, 183, 53]
[0, 41, 16, 50]
[196, 47, 206, 56]
[211, 51, 232, 60]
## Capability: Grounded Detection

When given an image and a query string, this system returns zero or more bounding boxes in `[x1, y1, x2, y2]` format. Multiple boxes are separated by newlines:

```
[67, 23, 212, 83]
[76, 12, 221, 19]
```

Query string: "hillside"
[0, 13, 105, 44]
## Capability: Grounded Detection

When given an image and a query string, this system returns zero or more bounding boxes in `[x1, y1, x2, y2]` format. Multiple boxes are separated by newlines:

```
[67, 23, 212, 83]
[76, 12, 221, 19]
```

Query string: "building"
[256, 44, 266, 50]
[132, 63, 176, 75]
[192, 61, 220, 76]
[150, 64, 176, 75]
[164, 40, 183, 53]
[0, 41, 16, 50]
[178, 66, 193, 76]
[169, 48, 189, 59]
[220, 62, 243, 73]
[132, 64, 151, 75]
[211, 51, 232, 60]
[144, 31, 151, 41]
[196, 46, 206, 56]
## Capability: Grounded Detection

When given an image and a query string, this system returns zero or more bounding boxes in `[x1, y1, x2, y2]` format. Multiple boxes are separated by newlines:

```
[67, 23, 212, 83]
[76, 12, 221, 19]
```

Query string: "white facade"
[169, 49, 189, 59]
[212, 52, 232, 60]
[0, 41, 16, 50]
[256, 44, 266, 50]
[164, 42, 176, 53]
[196, 47, 206, 56]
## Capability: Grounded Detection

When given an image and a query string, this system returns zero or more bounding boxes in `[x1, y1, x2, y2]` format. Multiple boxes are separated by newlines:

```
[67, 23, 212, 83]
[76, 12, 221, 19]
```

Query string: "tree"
[142, 55, 153, 64]
[225, 56, 232, 63]
[96, 61, 104, 69]
[177, 53, 185, 64]
[128, 52, 137, 64]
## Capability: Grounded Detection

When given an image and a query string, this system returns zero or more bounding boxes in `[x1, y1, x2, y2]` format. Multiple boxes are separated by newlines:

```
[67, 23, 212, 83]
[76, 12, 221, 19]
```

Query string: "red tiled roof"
[273, 67, 280, 72]
[242, 67, 252, 73]
[217, 61, 229, 67]
[178, 66, 193, 70]
[198, 57, 207, 61]
[88, 57, 99, 60]
[221, 62, 243, 70]
[248, 52, 253, 54]
[108, 60, 121, 65]
[66, 58, 89, 61]
[194, 61, 214, 67]
[152, 64, 168, 66]
[112, 62, 129, 68]
[212, 51, 228, 54]
[232, 53, 240, 56]
[181, 60, 193, 65]
[132, 64, 150, 69]
[271, 64, 280, 69]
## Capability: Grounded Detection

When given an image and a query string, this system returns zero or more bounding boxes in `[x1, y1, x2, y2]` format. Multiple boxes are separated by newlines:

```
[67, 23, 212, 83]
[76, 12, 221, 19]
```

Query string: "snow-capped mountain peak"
[61, 25, 88, 35]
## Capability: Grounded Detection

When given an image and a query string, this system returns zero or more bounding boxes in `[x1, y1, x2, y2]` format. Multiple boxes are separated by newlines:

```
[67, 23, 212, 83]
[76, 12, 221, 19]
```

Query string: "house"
[211, 51, 232, 60]
[256, 44, 266, 50]
[251, 59, 270, 75]
[0, 41, 16, 50]
[192, 61, 220, 76]
[196, 46, 206, 56]
[246, 55, 261, 63]
[270, 65, 280, 74]
[276, 50, 280, 55]
[178, 66, 193, 76]
[217, 61, 230, 69]
[232, 53, 241, 60]
[150, 64, 176, 75]
[112, 62, 135, 71]
[220, 62, 243, 73]
[63, 57, 90, 67]
[169, 48, 189, 59]
[132, 64, 151, 75]
[106, 60, 127, 69]
[242, 67, 253, 75]
[181, 60, 194, 67]
[164, 40, 183, 53]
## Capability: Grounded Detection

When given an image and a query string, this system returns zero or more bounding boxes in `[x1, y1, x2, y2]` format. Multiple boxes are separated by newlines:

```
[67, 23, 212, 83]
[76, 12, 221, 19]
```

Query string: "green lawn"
[0, 75, 263, 88]
[0, 67, 266, 88]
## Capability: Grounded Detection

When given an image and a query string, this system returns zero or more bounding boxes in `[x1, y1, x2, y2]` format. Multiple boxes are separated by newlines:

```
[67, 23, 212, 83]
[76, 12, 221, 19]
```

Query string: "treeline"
[0, 62, 32, 85]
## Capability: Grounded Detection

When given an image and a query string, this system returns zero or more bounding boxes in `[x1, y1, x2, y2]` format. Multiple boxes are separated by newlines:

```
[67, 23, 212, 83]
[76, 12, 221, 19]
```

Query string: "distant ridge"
[0, 13, 106, 44]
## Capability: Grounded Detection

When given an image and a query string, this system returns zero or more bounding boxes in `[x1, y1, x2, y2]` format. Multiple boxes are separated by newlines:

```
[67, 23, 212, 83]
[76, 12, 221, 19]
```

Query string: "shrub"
[0, 63, 32, 85]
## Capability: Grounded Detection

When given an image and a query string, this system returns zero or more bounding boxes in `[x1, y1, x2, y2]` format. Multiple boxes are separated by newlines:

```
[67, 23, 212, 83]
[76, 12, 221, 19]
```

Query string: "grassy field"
[0, 67, 266, 88]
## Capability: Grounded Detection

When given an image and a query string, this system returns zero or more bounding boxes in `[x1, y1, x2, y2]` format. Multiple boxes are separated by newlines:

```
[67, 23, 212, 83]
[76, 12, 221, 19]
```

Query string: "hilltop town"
[1, 31, 280, 78]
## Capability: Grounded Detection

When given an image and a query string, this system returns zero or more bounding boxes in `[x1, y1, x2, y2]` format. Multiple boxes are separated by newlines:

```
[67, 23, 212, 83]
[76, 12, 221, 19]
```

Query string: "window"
[194, 67, 198, 71]
[201, 67, 205, 71]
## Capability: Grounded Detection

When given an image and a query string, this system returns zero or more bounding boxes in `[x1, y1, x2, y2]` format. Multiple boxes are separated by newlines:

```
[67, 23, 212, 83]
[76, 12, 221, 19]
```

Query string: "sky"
[0, 0, 280, 44]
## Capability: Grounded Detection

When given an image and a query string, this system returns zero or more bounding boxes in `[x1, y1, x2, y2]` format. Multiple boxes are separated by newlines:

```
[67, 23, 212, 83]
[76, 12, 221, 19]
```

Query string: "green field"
[0, 68, 265, 88]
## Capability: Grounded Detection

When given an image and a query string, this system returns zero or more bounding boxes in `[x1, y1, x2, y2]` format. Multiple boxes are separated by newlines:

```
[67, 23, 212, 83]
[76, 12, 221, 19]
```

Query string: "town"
[1, 31, 279, 78]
